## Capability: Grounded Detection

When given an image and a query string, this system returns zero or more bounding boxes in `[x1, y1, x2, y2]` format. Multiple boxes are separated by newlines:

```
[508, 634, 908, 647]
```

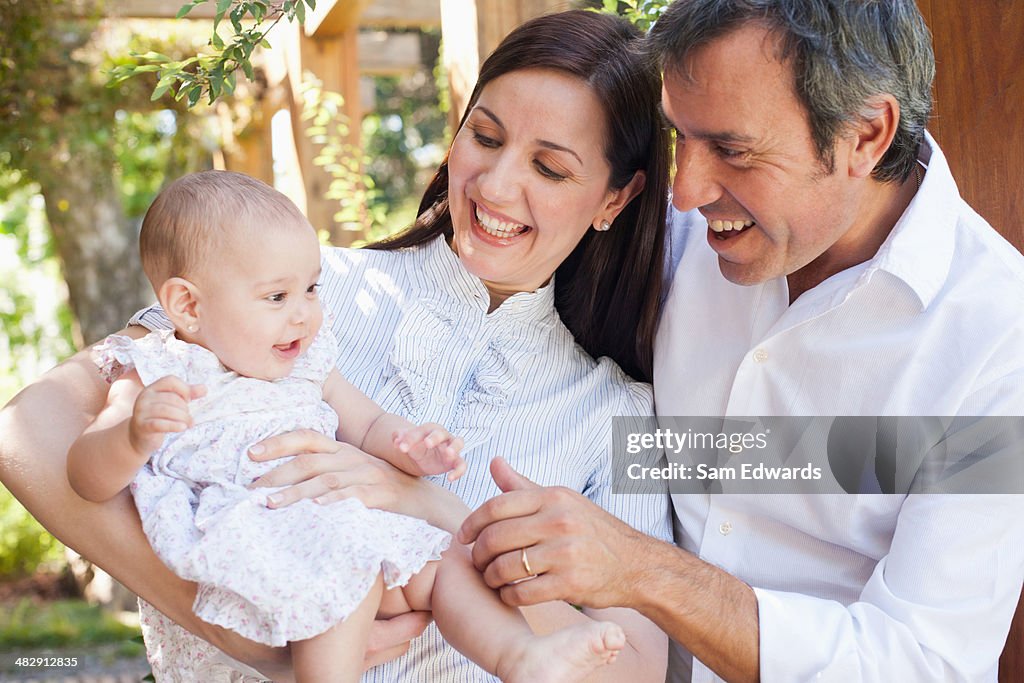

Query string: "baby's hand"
[394, 423, 466, 481]
[129, 376, 206, 458]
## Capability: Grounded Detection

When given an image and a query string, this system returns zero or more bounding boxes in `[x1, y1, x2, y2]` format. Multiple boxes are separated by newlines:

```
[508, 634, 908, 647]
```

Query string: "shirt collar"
[414, 234, 558, 324]
[859, 131, 958, 310]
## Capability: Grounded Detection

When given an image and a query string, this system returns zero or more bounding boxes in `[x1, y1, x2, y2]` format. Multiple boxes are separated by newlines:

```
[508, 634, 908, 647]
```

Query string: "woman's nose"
[476, 151, 521, 206]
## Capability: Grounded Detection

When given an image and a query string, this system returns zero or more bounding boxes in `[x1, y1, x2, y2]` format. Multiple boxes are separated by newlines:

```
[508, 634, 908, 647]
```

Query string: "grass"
[0, 599, 141, 650]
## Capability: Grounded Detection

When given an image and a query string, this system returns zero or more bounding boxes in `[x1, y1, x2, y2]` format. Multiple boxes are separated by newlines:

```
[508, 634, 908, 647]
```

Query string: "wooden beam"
[358, 32, 421, 75]
[362, 0, 441, 27]
[101, 0, 220, 19]
[304, 0, 372, 37]
[103, 0, 440, 27]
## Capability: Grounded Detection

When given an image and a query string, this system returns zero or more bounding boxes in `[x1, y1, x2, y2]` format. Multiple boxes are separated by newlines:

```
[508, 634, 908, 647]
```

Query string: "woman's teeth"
[709, 219, 755, 233]
[476, 206, 528, 238]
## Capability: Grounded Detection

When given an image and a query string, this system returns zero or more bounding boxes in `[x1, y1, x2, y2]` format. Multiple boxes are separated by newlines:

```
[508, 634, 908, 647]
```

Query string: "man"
[459, 1, 1024, 681]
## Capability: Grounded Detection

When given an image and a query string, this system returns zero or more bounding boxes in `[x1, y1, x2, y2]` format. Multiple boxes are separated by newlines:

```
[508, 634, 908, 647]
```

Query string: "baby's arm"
[323, 369, 466, 480]
[67, 373, 205, 502]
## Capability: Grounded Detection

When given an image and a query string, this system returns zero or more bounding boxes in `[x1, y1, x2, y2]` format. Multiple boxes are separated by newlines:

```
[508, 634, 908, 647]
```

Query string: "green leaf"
[242, 60, 255, 81]
[188, 85, 203, 107]
[151, 81, 172, 101]
[295, 0, 305, 23]
[176, 1, 197, 19]
[306, 0, 316, 9]
[211, 31, 225, 49]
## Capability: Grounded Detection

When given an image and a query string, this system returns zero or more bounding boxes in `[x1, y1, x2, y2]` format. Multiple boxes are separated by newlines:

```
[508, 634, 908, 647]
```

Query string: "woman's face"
[447, 68, 634, 305]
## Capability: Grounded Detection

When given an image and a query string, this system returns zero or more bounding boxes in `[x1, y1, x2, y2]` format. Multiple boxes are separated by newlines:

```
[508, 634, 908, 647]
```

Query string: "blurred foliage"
[362, 30, 447, 230]
[111, 0, 317, 108]
[0, 488, 64, 579]
[0, 598, 141, 648]
[598, 0, 669, 31]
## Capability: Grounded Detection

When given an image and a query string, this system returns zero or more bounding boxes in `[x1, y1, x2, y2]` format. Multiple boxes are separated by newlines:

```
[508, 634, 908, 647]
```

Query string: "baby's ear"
[158, 277, 201, 334]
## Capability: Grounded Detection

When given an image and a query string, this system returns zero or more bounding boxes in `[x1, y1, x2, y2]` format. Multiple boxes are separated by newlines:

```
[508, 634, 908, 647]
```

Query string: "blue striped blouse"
[132, 235, 672, 682]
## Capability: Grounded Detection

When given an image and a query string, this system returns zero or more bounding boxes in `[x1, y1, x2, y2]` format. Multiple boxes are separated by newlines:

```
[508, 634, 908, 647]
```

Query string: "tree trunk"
[35, 145, 152, 347]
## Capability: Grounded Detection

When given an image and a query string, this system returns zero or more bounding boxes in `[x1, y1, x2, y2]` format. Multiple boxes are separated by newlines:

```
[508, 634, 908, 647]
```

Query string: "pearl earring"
[597, 220, 611, 232]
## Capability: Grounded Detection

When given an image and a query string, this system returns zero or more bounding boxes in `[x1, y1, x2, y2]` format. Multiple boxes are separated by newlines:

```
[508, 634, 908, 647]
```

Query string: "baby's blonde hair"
[140, 170, 311, 287]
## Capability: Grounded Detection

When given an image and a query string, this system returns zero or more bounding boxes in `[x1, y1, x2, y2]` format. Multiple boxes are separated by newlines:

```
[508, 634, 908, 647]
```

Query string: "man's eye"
[717, 146, 745, 159]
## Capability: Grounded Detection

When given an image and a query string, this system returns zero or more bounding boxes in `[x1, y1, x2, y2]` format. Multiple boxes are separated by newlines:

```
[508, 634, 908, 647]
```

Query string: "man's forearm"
[628, 537, 760, 683]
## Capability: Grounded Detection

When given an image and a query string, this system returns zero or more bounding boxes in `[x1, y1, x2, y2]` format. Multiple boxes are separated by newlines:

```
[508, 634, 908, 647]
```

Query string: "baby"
[67, 170, 625, 682]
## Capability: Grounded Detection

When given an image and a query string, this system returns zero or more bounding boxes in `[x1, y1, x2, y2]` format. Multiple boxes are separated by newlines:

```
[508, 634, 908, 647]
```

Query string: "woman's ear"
[594, 170, 647, 230]
[158, 277, 201, 334]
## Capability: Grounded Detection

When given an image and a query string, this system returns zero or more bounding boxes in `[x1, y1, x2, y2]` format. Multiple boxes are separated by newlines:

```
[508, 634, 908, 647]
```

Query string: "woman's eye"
[534, 161, 567, 181]
[472, 131, 500, 148]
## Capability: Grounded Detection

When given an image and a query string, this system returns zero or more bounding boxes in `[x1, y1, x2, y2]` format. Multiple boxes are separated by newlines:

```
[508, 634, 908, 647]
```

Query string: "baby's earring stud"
[187, 324, 198, 333]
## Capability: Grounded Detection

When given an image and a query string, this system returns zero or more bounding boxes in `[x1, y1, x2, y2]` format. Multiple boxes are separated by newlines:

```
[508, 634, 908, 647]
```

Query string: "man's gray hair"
[648, 0, 935, 182]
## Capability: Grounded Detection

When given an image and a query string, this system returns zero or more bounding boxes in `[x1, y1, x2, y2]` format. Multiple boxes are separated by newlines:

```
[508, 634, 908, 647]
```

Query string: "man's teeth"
[476, 206, 527, 238]
[708, 219, 755, 233]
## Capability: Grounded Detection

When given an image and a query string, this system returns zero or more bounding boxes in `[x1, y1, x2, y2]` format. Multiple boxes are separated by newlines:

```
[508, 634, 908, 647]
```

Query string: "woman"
[0, 9, 671, 681]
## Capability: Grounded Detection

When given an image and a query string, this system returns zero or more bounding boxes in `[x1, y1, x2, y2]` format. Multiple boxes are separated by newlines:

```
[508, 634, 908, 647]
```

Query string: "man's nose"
[671, 142, 723, 212]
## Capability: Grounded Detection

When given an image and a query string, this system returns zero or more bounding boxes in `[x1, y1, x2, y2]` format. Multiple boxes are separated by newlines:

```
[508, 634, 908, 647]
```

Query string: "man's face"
[661, 23, 866, 288]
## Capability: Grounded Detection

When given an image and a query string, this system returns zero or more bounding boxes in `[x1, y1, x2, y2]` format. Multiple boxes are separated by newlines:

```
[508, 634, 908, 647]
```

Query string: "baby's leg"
[292, 573, 384, 683]
[401, 546, 625, 683]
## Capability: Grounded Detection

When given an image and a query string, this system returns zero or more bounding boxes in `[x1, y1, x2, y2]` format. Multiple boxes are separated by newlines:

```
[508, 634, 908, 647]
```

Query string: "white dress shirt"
[654, 133, 1024, 682]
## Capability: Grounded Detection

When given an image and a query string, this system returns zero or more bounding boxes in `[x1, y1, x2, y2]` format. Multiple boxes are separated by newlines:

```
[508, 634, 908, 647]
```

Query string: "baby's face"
[193, 222, 323, 380]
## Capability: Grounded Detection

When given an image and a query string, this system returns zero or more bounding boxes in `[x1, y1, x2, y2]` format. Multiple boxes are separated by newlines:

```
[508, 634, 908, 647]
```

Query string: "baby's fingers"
[146, 375, 206, 403]
[394, 423, 445, 453]
[142, 416, 192, 435]
[447, 451, 468, 482]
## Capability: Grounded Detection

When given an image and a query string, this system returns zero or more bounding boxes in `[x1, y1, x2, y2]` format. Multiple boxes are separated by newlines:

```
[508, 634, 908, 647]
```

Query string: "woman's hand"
[247, 429, 470, 532]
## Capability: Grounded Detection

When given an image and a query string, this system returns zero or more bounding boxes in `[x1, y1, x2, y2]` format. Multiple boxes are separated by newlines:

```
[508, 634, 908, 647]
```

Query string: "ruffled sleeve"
[92, 334, 140, 384]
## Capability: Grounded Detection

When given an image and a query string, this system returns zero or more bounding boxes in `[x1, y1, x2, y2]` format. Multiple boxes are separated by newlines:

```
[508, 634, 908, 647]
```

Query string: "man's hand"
[457, 457, 646, 609]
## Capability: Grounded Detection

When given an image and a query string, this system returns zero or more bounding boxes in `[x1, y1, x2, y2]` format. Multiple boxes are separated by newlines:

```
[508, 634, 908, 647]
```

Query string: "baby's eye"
[267, 293, 287, 303]
[307, 282, 321, 295]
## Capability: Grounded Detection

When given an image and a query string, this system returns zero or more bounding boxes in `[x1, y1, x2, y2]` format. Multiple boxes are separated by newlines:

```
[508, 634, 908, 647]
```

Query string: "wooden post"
[914, 2, 1024, 681]
[917, 0, 1024, 252]
[277, 5, 367, 245]
[440, 0, 575, 127]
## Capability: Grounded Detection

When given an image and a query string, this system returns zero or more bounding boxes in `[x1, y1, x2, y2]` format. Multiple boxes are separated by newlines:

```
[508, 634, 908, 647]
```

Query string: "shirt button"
[752, 348, 769, 363]
[719, 521, 733, 536]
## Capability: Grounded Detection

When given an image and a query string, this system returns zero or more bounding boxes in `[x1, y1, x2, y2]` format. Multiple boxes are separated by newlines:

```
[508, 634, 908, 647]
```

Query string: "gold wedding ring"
[520, 547, 535, 578]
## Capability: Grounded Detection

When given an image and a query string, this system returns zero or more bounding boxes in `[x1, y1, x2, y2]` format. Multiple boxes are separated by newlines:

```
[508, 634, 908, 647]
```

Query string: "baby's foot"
[500, 621, 625, 683]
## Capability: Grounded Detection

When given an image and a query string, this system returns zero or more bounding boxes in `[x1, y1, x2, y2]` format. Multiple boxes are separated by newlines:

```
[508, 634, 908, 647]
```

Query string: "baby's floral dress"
[94, 326, 450, 662]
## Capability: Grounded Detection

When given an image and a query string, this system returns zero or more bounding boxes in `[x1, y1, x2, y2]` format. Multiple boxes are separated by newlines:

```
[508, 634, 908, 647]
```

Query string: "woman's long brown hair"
[369, 10, 669, 383]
